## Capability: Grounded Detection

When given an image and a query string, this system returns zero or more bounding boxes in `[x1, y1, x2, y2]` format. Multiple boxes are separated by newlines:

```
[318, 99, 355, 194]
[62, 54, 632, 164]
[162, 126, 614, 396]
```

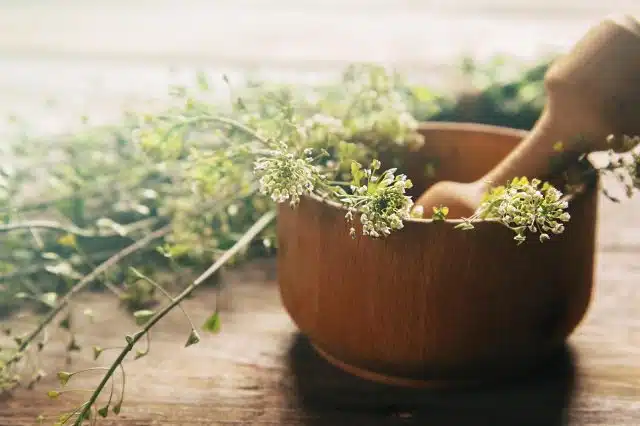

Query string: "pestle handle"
[480, 15, 640, 191]
[415, 15, 640, 218]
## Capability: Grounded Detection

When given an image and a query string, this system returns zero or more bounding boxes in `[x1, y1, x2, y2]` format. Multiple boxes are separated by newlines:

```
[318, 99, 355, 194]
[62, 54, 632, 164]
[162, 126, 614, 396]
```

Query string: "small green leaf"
[431, 206, 449, 222]
[78, 408, 91, 422]
[112, 401, 122, 415]
[134, 349, 148, 360]
[56, 371, 71, 386]
[411, 86, 435, 102]
[41, 252, 60, 260]
[125, 335, 134, 345]
[424, 163, 437, 179]
[202, 311, 221, 334]
[59, 313, 71, 330]
[350, 161, 363, 186]
[196, 71, 210, 91]
[67, 336, 81, 352]
[47, 390, 60, 399]
[410, 205, 424, 218]
[83, 308, 95, 322]
[185, 328, 201, 347]
[39, 292, 58, 308]
[97, 406, 109, 418]
[45, 262, 82, 280]
[57, 233, 77, 248]
[92, 346, 103, 360]
[96, 218, 127, 237]
[454, 221, 475, 231]
[133, 309, 155, 326]
[58, 412, 72, 423]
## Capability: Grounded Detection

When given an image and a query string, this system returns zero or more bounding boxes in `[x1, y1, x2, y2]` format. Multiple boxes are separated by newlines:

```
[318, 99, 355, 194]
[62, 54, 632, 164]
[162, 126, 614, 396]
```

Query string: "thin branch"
[74, 209, 277, 424]
[0, 221, 97, 237]
[0, 218, 160, 238]
[129, 268, 195, 330]
[4, 185, 259, 359]
[0, 249, 152, 282]
[9, 225, 171, 357]
[162, 115, 270, 146]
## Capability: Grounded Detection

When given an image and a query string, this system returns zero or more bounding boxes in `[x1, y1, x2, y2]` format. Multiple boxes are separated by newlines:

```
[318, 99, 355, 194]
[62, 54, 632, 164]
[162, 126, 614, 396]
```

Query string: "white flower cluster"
[474, 177, 571, 244]
[603, 133, 640, 198]
[343, 159, 414, 238]
[254, 143, 319, 207]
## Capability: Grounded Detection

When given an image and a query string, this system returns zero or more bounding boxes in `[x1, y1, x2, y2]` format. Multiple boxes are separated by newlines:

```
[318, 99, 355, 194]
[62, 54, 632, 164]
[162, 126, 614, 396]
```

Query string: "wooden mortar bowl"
[276, 122, 598, 387]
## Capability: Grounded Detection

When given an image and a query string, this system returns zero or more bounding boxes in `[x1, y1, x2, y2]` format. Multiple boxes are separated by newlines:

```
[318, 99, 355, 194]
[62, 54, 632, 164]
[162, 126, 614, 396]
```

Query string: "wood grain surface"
[1, 189, 638, 426]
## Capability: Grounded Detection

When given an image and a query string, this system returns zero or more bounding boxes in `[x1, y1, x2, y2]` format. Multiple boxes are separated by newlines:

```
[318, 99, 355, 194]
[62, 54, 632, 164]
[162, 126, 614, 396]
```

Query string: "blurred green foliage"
[0, 56, 550, 316]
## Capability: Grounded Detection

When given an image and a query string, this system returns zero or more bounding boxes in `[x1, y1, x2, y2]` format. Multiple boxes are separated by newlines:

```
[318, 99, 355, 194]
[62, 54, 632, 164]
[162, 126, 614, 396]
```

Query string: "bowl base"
[310, 342, 481, 389]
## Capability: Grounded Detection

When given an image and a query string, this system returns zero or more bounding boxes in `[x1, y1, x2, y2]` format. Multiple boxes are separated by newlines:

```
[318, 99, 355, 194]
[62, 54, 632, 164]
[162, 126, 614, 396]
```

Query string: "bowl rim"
[299, 121, 590, 226]
[415, 121, 529, 140]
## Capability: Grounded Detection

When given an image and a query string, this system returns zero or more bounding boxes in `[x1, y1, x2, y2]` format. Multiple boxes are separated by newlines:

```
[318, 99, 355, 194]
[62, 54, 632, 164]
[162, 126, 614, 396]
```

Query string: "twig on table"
[10, 225, 171, 356]
[73, 209, 276, 425]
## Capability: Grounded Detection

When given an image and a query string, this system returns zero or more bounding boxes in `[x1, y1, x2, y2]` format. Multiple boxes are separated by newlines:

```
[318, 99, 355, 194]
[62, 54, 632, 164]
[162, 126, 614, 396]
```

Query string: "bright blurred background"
[2, 0, 640, 138]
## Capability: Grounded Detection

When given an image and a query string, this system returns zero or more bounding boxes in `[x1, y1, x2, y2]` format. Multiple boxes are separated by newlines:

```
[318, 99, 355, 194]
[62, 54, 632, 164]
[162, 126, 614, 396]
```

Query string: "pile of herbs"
[0, 57, 551, 317]
[0, 59, 637, 425]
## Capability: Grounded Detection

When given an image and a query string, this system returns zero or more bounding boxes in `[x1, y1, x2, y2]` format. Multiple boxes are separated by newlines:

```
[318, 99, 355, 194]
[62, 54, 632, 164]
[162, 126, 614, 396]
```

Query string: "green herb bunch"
[0, 60, 636, 425]
[0, 64, 433, 425]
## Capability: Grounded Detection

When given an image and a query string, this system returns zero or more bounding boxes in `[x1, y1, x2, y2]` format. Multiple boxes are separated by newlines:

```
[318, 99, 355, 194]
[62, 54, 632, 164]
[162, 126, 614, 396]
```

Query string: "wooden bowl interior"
[398, 122, 529, 195]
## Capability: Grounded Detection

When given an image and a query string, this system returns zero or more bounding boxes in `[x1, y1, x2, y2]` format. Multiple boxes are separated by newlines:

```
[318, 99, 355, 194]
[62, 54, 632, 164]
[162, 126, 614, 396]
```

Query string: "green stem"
[66, 367, 110, 380]
[7, 225, 171, 360]
[0, 248, 154, 282]
[114, 364, 126, 412]
[59, 401, 90, 425]
[73, 209, 276, 424]
[129, 268, 195, 330]
[74, 244, 123, 299]
[0, 217, 160, 238]
[163, 115, 269, 146]
[104, 370, 115, 410]
[0, 221, 97, 237]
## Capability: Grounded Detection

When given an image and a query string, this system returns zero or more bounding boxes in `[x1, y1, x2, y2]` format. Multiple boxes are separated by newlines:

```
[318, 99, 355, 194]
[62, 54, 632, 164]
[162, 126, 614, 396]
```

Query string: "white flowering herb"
[7, 63, 639, 426]
[339, 159, 414, 238]
[456, 177, 571, 244]
[599, 134, 640, 201]
[254, 144, 320, 207]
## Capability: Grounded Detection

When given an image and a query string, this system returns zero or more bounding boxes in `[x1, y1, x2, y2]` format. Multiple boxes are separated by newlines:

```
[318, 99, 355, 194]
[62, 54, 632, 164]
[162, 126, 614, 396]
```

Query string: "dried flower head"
[253, 142, 320, 207]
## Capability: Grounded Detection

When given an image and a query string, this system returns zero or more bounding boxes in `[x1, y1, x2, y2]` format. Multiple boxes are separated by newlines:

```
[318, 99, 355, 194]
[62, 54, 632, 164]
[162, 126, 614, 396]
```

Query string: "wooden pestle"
[415, 15, 640, 218]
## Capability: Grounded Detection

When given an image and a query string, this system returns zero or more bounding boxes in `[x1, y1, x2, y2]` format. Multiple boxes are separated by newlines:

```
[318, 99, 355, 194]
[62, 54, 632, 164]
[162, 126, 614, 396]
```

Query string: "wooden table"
[1, 190, 639, 426]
